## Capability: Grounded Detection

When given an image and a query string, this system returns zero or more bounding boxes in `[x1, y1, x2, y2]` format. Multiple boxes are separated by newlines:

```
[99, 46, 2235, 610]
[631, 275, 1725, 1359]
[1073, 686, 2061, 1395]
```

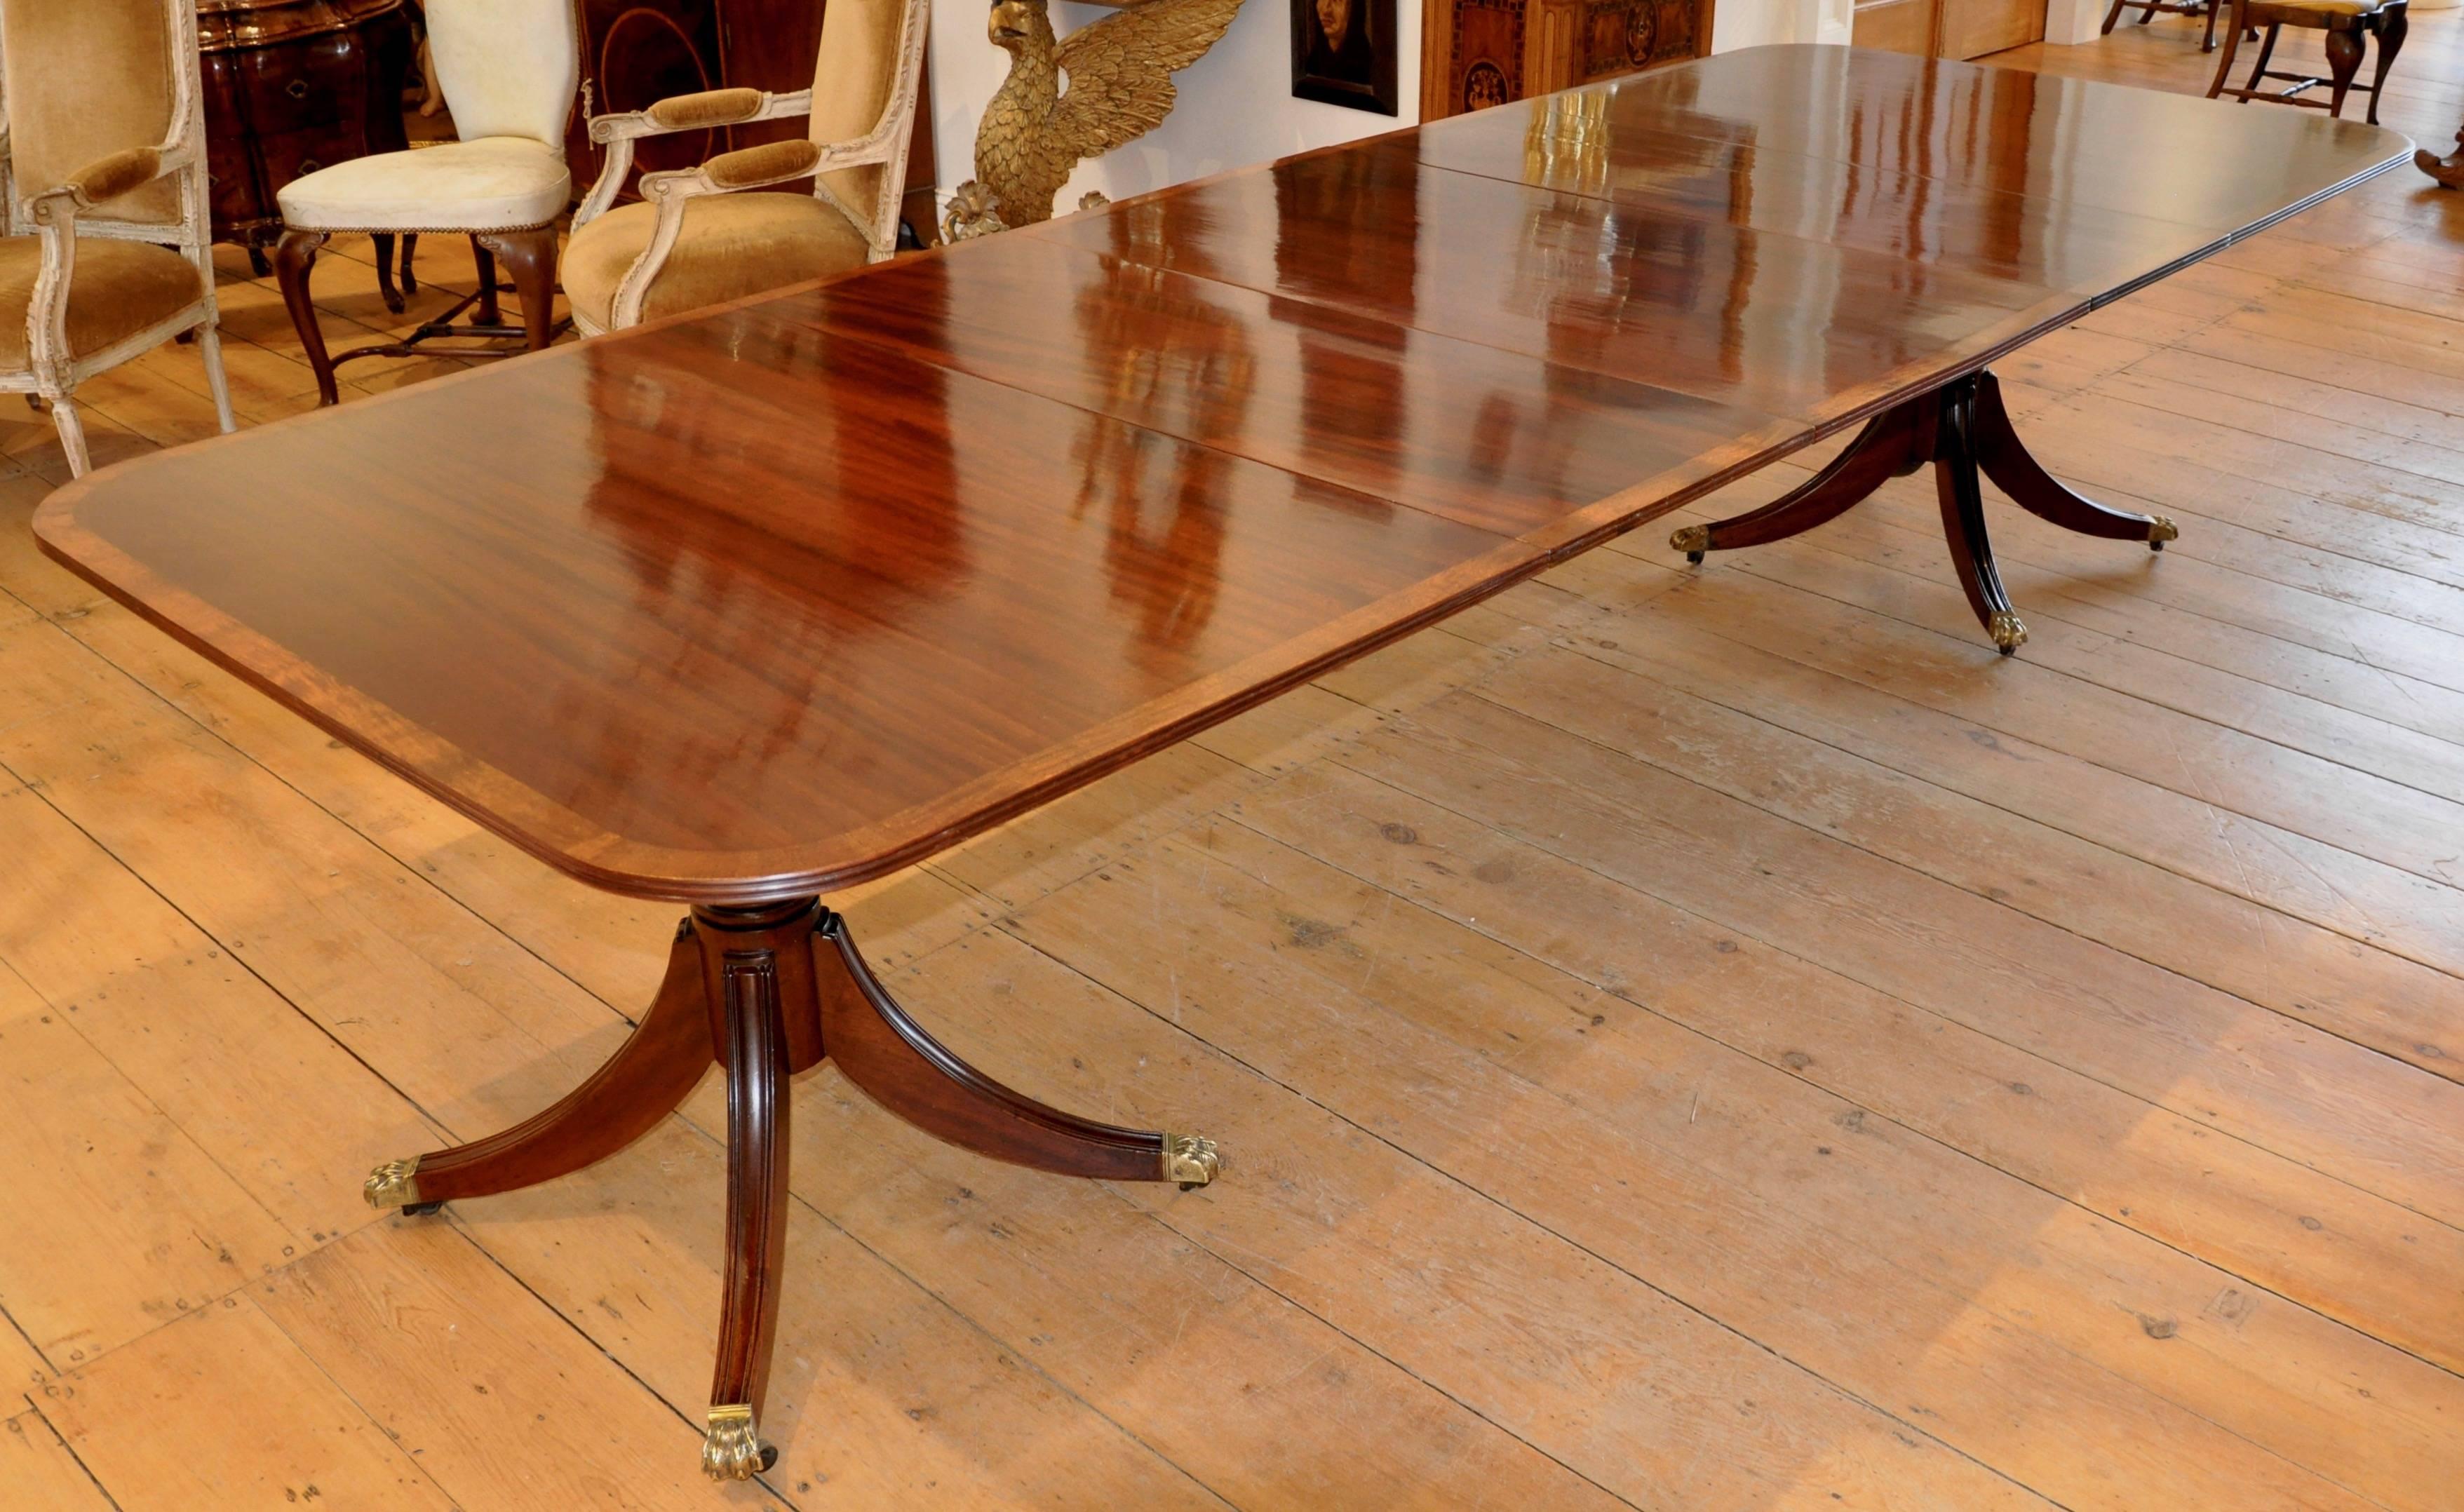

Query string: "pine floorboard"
[2, 18, 2460, 1508]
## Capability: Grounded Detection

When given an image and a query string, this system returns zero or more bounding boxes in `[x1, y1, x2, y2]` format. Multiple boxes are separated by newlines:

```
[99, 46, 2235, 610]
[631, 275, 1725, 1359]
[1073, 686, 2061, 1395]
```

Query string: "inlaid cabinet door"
[1421, 0, 1714, 121]
[564, 0, 730, 202]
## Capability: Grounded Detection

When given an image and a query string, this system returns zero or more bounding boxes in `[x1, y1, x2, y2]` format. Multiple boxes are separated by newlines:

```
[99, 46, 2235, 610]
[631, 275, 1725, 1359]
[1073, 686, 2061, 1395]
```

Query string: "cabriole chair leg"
[272, 227, 341, 406]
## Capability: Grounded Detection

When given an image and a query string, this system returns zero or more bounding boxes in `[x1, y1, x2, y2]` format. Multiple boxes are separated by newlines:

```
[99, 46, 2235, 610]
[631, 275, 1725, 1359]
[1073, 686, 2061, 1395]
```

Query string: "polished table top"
[36, 46, 2409, 904]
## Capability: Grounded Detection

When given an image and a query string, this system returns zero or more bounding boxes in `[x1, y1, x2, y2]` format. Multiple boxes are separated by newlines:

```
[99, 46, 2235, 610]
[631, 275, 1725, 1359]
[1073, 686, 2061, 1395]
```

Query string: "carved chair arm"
[15, 127, 203, 381]
[590, 86, 814, 144]
[574, 88, 816, 227]
[695, 139, 827, 193]
[602, 132, 901, 330]
[24, 142, 189, 224]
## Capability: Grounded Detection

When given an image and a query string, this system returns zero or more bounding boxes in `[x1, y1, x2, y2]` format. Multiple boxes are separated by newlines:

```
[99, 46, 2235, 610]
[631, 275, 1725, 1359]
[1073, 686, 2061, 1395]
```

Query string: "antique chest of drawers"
[199, 0, 415, 264]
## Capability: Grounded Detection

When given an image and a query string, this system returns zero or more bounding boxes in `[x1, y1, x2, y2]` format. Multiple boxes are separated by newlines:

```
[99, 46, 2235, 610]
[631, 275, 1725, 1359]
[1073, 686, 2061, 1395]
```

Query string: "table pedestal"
[1669, 370, 2176, 654]
[361, 900, 1219, 1481]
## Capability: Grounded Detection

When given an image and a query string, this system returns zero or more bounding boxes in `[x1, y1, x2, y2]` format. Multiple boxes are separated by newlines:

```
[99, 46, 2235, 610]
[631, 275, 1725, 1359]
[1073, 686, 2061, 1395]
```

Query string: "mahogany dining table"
[34, 44, 2408, 1481]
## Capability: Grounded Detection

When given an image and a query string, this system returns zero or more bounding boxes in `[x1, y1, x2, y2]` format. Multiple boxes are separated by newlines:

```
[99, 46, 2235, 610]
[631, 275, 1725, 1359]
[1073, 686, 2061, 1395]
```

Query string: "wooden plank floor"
[6, 22, 2464, 1510]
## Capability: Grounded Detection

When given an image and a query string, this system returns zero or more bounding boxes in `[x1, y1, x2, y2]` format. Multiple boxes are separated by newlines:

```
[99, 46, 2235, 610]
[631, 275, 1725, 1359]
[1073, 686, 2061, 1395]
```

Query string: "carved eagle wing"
[1052, 0, 1246, 161]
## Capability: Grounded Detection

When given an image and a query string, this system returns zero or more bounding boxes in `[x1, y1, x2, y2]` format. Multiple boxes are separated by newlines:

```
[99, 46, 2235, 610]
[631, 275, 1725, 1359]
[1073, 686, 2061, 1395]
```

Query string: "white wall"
[2040, 0, 2103, 43]
[1711, 0, 1849, 48]
[927, 0, 1421, 220]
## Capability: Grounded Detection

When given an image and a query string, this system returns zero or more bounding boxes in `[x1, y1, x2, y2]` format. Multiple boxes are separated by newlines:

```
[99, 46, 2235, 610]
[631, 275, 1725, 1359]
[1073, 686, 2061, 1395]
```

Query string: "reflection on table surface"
[35, 45, 2409, 895]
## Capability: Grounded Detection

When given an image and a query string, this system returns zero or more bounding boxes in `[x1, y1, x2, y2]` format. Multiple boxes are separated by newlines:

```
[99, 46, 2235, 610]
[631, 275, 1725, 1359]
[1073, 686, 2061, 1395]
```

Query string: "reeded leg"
[361, 897, 1220, 1486]
[272, 228, 340, 406]
[46, 393, 91, 478]
[195, 322, 238, 434]
[1971, 371, 2176, 549]
[363, 921, 715, 1213]
[478, 227, 561, 351]
[699, 904, 800, 1481]
[1671, 398, 1930, 562]
[816, 910, 1218, 1187]
[1935, 382, 2026, 655]
[372, 232, 405, 316]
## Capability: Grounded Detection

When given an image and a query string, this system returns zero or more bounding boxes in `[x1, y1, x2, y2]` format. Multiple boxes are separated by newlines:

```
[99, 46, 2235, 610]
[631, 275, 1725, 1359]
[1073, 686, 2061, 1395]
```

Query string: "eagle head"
[988, 0, 1048, 50]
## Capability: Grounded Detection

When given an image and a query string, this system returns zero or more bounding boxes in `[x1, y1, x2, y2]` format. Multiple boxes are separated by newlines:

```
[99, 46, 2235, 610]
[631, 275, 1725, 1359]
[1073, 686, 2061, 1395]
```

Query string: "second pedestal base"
[1672, 370, 2174, 655]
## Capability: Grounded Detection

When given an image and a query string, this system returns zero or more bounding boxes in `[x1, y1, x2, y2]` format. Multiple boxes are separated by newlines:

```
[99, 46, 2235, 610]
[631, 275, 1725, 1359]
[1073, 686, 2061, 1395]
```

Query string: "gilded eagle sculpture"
[945, 0, 1247, 239]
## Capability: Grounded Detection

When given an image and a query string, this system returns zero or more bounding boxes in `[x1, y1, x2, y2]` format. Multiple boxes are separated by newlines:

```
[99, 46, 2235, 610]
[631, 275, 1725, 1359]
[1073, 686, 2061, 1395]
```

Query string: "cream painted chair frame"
[0, 0, 233, 477]
[567, 0, 929, 336]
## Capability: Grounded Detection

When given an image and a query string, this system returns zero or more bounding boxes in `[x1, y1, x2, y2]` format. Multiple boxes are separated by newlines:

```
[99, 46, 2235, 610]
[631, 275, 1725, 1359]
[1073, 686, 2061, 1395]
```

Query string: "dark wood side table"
[200, 0, 417, 274]
[36, 45, 2408, 1485]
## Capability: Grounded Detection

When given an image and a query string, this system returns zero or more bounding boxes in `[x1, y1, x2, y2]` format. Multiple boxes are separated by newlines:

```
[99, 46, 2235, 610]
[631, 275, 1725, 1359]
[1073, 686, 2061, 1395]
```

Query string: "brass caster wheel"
[1669, 524, 1711, 565]
[400, 1201, 444, 1217]
[703, 1405, 777, 1481]
[1162, 1131, 1219, 1189]
[2148, 515, 2179, 552]
[1988, 611, 2028, 656]
[363, 1156, 424, 1210]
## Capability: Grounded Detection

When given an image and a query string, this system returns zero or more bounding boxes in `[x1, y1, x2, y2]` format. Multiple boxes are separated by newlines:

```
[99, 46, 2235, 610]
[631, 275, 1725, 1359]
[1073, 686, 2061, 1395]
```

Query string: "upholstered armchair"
[0, 0, 234, 477]
[561, 0, 928, 336]
[273, 0, 577, 405]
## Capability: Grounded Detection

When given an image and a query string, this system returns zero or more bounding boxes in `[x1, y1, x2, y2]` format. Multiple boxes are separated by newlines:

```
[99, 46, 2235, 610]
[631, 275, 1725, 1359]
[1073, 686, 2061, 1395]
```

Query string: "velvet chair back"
[0, 0, 181, 225]
[808, 0, 925, 237]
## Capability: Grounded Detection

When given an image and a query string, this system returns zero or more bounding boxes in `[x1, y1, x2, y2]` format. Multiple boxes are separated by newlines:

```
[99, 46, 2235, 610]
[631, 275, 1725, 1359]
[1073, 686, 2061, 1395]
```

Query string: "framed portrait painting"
[1292, 0, 1399, 115]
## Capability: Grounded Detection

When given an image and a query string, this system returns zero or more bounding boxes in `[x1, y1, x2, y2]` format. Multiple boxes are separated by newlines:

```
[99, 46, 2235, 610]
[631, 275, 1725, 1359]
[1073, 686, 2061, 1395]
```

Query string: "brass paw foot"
[1669, 523, 1711, 564]
[702, 1404, 776, 1480]
[2148, 515, 2178, 551]
[1988, 611, 2028, 656]
[1161, 1131, 1219, 1189]
[363, 1157, 424, 1209]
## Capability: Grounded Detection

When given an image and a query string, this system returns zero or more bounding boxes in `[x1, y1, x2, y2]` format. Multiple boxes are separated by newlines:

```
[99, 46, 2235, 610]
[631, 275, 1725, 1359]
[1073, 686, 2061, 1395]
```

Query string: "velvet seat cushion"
[277, 138, 572, 233]
[563, 193, 873, 330]
[0, 237, 201, 370]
